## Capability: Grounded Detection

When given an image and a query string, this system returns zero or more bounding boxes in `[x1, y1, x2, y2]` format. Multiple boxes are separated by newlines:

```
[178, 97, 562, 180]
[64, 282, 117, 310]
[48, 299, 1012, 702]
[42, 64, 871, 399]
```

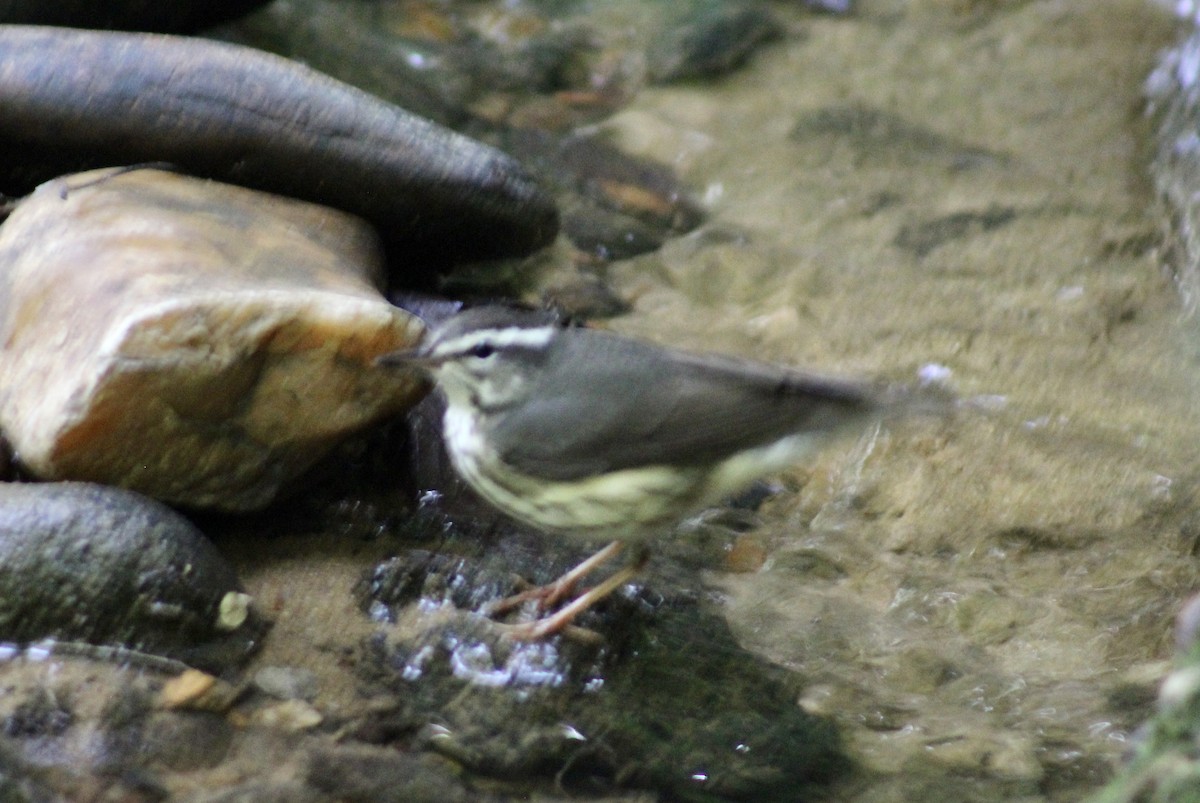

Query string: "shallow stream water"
[228, 2, 1200, 800]
[591, 2, 1198, 799]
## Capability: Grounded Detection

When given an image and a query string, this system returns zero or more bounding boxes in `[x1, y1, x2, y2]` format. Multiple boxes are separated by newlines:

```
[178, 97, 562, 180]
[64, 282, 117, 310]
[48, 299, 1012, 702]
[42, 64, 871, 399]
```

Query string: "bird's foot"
[485, 541, 648, 642]
[483, 540, 625, 617]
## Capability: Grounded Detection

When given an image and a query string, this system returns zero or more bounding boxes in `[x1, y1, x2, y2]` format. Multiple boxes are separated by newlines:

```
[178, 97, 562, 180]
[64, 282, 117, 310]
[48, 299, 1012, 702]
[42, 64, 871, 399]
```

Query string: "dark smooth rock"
[541, 276, 633, 320]
[212, 0, 472, 129]
[360, 550, 528, 619]
[0, 26, 559, 266]
[0, 482, 267, 672]
[357, 547, 849, 801]
[560, 198, 670, 261]
[0, 0, 271, 33]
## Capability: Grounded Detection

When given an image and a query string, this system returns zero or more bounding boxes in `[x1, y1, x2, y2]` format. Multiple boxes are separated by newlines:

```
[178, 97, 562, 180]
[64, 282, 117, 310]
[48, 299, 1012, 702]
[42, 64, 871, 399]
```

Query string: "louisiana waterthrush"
[381, 305, 932, 638]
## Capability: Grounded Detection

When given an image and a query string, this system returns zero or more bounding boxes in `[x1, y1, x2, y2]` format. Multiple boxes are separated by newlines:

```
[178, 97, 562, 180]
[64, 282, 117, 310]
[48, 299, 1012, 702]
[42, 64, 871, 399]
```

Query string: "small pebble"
[253, 700, 323, 732]
[254, 666, 320, 702]
[160, 670, 217, 709]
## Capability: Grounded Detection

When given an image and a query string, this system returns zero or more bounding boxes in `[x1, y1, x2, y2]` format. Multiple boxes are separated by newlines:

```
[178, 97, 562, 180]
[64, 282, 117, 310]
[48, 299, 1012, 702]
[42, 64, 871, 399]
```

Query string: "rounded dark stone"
[0, 481, 267, 671]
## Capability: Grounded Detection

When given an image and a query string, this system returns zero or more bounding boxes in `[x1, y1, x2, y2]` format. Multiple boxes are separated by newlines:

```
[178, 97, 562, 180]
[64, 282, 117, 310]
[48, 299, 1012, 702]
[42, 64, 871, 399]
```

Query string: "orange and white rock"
[0, 168, 425, 510]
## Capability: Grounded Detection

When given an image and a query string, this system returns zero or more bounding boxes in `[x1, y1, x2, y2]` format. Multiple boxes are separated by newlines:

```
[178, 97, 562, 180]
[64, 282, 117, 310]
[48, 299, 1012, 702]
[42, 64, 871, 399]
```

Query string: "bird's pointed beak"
[374, 348, 438, 370]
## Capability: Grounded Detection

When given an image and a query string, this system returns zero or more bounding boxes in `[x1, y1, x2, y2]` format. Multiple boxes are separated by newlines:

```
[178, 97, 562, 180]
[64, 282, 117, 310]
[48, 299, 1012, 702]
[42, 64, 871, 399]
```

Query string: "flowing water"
[568, 1, 1197, 799]
[226, 1, 1200, 799]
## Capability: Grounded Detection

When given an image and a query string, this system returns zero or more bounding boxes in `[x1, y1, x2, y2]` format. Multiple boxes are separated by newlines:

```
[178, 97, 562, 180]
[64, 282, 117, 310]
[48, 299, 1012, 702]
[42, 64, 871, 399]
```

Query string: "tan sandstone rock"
[0, 168, 425, 510]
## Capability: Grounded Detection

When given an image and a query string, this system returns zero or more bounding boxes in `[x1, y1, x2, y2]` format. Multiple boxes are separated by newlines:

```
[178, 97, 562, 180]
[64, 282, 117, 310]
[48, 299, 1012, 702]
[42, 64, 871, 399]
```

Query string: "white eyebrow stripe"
[434, 325, 556, 356]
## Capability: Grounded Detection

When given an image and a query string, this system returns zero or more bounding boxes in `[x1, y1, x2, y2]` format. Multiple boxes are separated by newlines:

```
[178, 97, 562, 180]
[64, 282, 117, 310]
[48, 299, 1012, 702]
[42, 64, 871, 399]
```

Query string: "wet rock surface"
[334, 398, 849, 800]
[0, 482, 265, 672]
[0, 26, 558, 265]
[356, 546, 847, 801]
[0, 168, 425, 511]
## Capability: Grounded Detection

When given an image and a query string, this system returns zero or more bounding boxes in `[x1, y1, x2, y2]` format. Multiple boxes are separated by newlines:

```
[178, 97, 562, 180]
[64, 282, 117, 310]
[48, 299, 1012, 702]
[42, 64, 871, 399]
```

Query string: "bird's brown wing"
[491, 330, 881, 481]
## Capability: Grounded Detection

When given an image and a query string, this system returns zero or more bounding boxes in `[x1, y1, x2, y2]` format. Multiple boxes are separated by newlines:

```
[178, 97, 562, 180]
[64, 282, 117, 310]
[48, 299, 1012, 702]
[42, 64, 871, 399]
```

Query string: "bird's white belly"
[442, 405, 697, 541]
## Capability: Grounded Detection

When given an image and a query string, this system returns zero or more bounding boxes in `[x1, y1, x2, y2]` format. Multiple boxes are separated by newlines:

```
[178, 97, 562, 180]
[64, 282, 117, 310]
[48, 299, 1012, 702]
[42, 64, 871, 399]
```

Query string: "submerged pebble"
[0, 482, 267, 672]
[499, 128, 706, 261]
[647, 4, 784, 84]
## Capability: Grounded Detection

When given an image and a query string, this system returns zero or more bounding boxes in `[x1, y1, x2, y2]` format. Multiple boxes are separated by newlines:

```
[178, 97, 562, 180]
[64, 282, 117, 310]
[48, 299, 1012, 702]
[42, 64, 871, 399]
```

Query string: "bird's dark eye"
[469, 343, 496, 359]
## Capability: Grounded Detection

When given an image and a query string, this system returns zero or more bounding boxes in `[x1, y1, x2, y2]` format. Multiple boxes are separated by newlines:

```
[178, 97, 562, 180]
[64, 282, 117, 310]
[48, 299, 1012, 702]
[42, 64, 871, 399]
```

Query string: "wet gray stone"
[216, 0, 595, 131]
[0, 26, 558, 265]
[0, 482, 267, 672]
[542, 276, 633, 320]
[357, 547, 848, 801]
[559, 196, 673, 261]
[361, 550, 522, 618]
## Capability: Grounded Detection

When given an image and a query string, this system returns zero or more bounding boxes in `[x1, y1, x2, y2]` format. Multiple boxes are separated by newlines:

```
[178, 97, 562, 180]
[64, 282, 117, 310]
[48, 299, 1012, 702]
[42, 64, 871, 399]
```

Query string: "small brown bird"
[381, 306, 935, 638]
